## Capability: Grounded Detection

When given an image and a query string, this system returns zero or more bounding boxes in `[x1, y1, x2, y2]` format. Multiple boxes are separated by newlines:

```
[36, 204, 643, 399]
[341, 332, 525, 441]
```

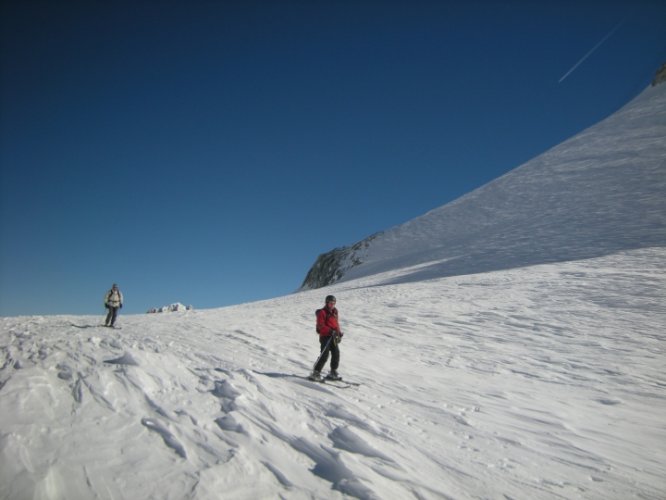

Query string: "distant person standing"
[104, 284, 123, 327]
[310, 295, 344, 381]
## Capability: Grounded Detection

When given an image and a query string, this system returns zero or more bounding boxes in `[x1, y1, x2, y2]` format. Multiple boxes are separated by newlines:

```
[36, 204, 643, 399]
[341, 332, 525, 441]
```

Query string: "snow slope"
[1, 248, 665, 499]
[303, 83, 666, 287]
[1, 85, 665, 499]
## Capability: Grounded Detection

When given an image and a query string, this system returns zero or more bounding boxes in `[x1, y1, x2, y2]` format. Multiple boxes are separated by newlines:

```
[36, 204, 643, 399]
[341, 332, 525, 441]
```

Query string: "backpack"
[315, 308, 331, 334]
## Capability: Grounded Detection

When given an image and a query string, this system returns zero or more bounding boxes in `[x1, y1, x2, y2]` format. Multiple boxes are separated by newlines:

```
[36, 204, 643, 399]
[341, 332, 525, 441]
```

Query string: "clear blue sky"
[1, 0, 665, 316]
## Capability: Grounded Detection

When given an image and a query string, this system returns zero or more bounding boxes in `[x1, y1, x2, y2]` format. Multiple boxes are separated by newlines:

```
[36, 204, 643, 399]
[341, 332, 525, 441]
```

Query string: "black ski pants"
[105, 306, 119, 327]
[314, 335, 340, 373]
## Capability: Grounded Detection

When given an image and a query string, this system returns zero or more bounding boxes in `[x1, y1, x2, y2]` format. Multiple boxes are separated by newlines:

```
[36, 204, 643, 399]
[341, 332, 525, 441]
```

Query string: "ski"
[257, 372, 360, 389]
[325, 378, 361, 387]
[305, 375, 360, 388]
[314, 379, 356, 389]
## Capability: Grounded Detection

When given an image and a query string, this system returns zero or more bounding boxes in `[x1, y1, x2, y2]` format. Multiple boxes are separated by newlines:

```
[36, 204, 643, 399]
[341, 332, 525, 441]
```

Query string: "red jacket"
[316, 307, 340, 338]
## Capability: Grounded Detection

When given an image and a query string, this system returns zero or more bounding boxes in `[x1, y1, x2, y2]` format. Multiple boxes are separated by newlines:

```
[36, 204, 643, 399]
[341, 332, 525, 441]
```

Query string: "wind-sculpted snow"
[141, 417, 187, 459]
[1, 248, 665, 499]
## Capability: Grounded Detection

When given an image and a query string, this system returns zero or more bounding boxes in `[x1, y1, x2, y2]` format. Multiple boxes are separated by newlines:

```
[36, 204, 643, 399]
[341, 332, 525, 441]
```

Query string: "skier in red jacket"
[310, 295, 344, 381]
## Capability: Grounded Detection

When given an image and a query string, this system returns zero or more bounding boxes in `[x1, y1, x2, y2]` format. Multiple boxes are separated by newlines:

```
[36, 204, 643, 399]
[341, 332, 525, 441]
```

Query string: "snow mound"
[147, 303, 194, 313]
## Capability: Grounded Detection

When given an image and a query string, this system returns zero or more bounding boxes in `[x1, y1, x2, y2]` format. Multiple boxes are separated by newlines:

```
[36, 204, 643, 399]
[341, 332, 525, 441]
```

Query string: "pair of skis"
[306, 375, 361, 389]
[308, 335, 361, 387]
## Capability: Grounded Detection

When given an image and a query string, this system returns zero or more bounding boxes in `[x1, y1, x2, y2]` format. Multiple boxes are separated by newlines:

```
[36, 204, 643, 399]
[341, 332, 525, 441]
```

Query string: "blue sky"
[1, 0, 665, 316]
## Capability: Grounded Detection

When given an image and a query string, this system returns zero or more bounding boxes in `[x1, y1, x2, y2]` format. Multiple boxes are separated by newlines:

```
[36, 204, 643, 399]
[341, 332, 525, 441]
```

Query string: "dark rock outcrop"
[652, 63, 666, 86]
[300, 234, 380, 289]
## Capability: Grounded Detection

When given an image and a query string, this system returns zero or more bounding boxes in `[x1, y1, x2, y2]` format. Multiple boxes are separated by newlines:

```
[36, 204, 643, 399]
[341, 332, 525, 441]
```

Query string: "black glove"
[104, 304, 109, 309]
[119, 304, 123, 309]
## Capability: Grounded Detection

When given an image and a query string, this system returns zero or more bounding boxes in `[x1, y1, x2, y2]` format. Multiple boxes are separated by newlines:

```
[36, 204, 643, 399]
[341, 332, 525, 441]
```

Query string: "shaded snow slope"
[1, 248, 665, 499]
[303, 84, 666, 288]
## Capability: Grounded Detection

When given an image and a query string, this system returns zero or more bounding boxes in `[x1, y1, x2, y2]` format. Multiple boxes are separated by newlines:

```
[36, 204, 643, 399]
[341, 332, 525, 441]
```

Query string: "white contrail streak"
[558, 21, 624, 83]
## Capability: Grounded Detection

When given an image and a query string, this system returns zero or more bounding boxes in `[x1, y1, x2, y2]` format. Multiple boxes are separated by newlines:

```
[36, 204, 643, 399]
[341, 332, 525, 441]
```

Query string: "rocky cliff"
[300, 235, 379, 289]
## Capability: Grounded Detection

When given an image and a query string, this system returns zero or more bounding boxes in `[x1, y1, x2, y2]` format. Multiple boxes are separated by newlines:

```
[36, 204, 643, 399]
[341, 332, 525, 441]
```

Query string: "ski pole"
[312, 334, 335, 372]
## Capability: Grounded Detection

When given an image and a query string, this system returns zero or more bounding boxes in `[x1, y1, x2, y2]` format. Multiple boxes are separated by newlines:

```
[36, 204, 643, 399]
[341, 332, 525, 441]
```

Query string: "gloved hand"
[104, 304, 109, 309]
[119, 304, 123, 309]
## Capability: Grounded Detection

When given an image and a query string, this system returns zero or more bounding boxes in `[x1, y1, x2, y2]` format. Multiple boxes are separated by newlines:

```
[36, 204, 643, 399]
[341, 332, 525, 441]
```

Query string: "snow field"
[1, 248, 664, 499]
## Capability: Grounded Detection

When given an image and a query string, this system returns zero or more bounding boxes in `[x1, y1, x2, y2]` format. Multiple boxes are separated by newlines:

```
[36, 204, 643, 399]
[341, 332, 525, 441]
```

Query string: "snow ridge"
[303, 84, 666, 288]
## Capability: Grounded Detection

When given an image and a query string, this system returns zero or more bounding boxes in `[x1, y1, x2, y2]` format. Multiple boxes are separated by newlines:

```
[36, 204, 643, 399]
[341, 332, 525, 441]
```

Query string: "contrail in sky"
[558, 21, 624, 83]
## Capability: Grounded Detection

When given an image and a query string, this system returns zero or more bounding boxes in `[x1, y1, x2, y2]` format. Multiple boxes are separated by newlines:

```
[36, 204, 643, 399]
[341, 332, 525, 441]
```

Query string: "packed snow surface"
[1, 248, 665, 499]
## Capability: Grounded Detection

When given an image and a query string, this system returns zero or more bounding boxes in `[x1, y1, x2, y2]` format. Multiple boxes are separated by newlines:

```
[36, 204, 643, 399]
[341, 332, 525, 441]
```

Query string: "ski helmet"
[325, 295, 336, 303]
